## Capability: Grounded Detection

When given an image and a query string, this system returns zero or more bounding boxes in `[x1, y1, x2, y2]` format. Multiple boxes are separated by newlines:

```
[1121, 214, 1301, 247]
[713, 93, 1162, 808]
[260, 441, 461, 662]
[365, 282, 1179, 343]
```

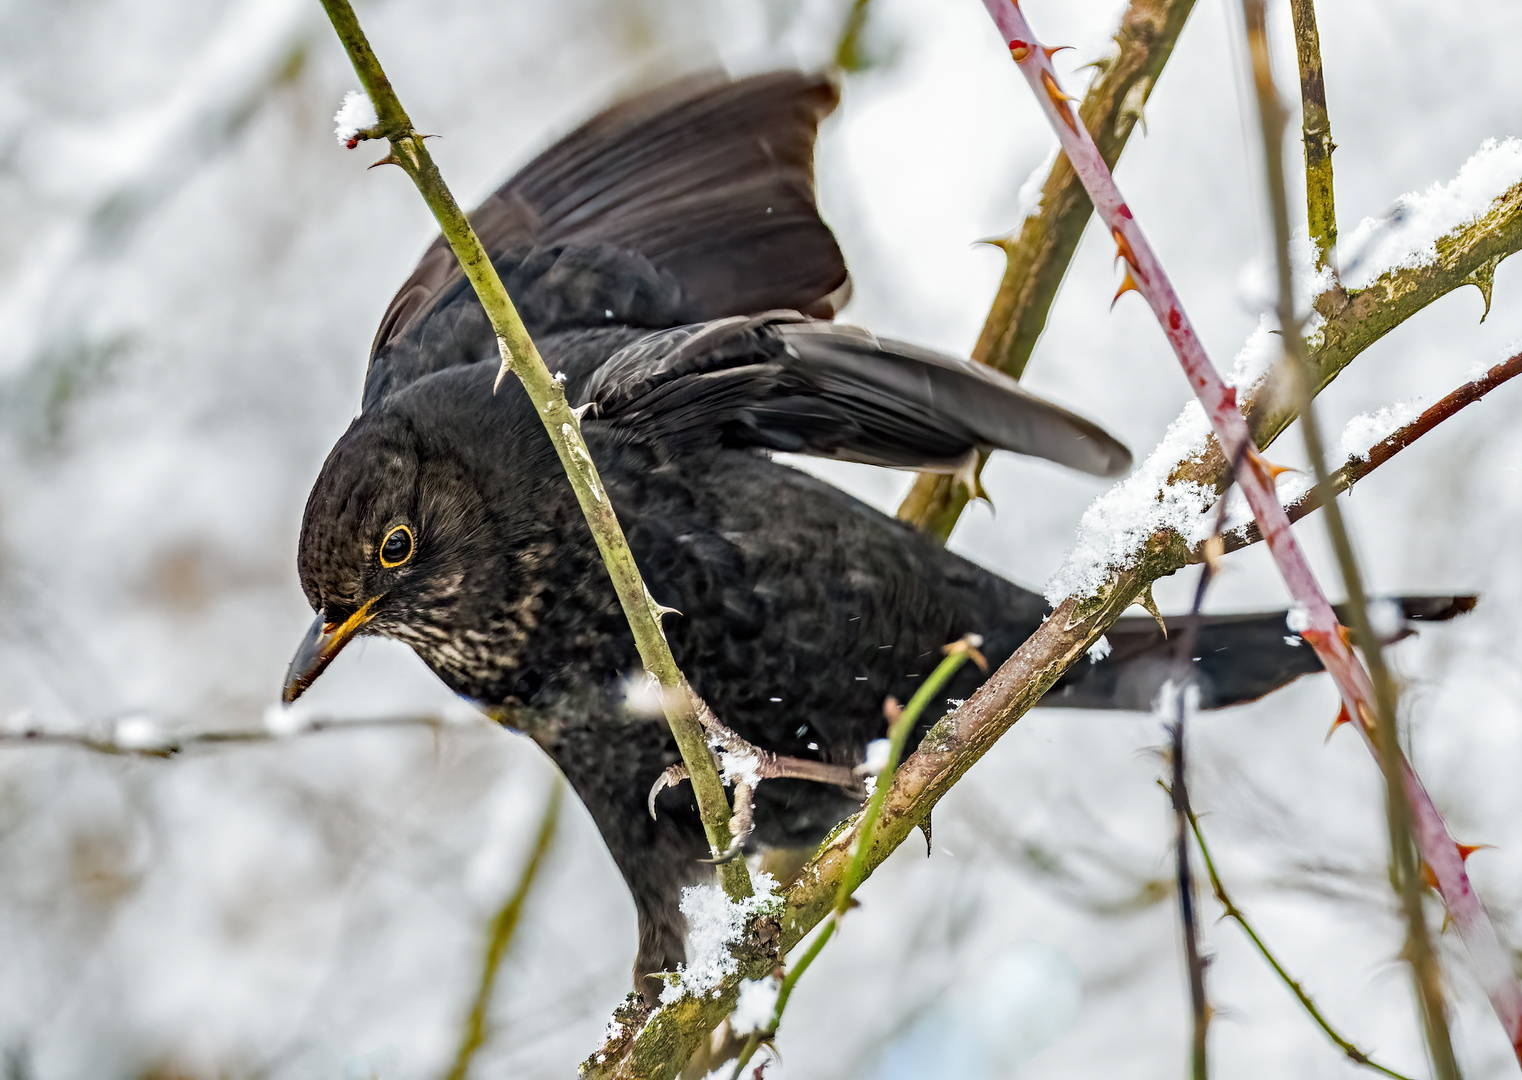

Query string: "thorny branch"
[1209, 350, 1522, 558]
[586, 30, 1522, 1080]
[315, 0, 751, 901]
[445, 785, 563, 1080]
[1241, 2, 1457, 1070]
[1186, 808, 1417, 1080]
[897, 0, 1197, 541]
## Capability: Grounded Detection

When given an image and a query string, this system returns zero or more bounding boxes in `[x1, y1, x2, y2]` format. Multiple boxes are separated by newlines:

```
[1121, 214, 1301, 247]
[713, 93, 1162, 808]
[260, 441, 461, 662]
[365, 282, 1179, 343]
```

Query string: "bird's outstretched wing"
[362, 72, 848, 409]
[580, 313, 1133, 477]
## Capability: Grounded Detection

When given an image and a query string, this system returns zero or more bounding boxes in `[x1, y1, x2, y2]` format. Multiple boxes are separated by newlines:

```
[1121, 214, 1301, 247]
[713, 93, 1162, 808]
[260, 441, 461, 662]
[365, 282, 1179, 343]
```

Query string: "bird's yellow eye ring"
[379, 524, 414, 568]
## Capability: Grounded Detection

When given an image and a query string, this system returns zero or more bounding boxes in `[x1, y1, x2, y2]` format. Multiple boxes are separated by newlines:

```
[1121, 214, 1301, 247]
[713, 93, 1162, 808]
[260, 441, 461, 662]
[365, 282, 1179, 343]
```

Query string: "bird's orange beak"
[282, 597, 380, 704]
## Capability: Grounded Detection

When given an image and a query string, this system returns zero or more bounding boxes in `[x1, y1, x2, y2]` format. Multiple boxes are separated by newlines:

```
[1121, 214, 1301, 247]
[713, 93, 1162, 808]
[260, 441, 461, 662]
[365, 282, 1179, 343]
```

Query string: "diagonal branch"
[315, 0, 751, 900]
[1214, 350, 1522, 557]
[896, 0, 1197, 541]
[1186, 807, 1417, 1080]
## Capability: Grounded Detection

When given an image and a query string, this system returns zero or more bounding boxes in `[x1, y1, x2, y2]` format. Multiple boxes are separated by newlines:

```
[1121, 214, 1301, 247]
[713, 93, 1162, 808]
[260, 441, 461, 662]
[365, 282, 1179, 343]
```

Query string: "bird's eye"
[379, 524, 414, 568]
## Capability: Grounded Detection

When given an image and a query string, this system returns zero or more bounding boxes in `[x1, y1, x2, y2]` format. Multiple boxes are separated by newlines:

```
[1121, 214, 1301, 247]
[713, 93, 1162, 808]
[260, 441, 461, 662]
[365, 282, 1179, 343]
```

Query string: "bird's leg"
[701, 778, 756, 864]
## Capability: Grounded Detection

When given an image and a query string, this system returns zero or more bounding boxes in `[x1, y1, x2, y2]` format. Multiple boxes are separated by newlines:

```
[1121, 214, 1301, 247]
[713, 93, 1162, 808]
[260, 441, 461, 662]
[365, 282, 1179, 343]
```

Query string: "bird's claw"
[647, 764, 690, 820]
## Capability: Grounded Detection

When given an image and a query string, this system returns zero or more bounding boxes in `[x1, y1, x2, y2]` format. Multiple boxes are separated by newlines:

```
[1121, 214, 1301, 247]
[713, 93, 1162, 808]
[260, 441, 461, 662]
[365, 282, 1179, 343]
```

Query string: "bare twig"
[984, 0, 1519, 1065]
[1240, 3, 1456, 1071]
[315, 0, 749, 900]
[444, 784, 563, 1080]
[1210, 350, 1522, 557]
[896, 0, 1197, 541]
[1288, 0, 1337, 270]
[1186, 808, 1417, 1080]
[0, 713, 483, 757]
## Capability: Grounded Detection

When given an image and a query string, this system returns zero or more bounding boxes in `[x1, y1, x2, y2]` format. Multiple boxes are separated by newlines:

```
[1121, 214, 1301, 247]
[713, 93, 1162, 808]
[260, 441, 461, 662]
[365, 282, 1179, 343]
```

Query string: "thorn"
[1458, 842, 1493, 862]
[1336, 623, 1355, 649]
[652, 603, 683, 618]
[1420, 861, 1439, 891]
[1008, 39, 1033, 62]
[1247, 446, 1297, 482]
[1111, 228, 1139, 269]
[1040, 70, 1080, 132]
[943, 634, 988, 672]
[570, 401, 594, 422]
[1110, 271, 1142, 309]
[493, 361, 512, 394]
[1043, 45, 1073, 59]
[919, 814, 933, 857]
[367, 153, 401, 170]
[1324, 703, 1352, 743]
[1139, 586, 1167, 637]
[974, 232, 1017, 252]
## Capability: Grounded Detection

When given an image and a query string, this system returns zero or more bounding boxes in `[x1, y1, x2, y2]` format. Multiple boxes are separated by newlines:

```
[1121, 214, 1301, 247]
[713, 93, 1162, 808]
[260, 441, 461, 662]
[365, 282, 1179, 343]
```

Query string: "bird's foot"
[647, 709, 864, 865]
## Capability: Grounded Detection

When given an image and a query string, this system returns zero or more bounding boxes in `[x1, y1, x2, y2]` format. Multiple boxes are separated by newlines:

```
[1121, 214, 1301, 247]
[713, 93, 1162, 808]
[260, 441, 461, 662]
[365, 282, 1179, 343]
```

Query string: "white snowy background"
[1, 0, 1520, 1076]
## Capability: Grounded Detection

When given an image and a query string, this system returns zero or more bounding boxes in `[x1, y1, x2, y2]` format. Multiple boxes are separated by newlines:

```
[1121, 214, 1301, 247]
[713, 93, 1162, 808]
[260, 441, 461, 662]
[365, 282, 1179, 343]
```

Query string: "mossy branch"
[316, 0, 750, 900]
[1289, 0, 1337, 270]
[896, 0, 1197, 542]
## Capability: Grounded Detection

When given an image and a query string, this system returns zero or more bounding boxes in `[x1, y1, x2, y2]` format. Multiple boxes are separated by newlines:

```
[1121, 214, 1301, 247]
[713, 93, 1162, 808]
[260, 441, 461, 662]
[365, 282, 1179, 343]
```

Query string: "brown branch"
[896, 0, 1197, 542]
[1212, 350, 1522, 557]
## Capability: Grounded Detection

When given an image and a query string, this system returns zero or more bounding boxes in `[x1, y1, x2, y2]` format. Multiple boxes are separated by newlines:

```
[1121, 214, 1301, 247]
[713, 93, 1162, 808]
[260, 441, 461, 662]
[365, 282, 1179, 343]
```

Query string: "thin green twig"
[727, 639, 983, 1078]
[1186, 808, 1417, 1080]
[315, 0, 748, 901]
[444, 784, 563, 1080]
[1239, 4, 1456, 1074]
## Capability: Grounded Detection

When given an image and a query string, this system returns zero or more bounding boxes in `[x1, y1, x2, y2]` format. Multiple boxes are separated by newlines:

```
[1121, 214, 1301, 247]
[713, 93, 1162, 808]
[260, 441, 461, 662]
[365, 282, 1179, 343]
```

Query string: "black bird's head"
[283, 378, 559, 705]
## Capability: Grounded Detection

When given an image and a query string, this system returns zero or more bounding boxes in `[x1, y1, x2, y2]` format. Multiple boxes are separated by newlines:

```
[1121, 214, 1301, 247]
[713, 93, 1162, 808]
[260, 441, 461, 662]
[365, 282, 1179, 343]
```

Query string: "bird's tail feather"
[1041, 595, 1475, 711]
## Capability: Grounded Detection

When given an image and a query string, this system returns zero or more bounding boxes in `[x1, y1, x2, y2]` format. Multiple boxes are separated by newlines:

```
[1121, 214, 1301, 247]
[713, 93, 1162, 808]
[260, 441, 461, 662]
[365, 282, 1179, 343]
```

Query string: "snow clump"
[1340, 137, 1522, 289]
[731, 974, 782, 1034]
[660, 872, 781, 1004]
[333, 90, 377, 146]
[1336, 402, 1420, 462]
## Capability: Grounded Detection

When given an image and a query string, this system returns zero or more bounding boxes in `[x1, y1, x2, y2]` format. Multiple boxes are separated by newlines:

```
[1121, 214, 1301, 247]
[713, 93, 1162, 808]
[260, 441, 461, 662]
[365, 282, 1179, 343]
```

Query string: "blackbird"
[283, 71, 1473, 997]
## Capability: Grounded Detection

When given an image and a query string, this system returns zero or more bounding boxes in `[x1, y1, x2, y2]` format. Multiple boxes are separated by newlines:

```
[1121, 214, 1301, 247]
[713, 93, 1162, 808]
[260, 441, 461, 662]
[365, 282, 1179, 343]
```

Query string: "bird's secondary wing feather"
[581, 315, 1133, 477]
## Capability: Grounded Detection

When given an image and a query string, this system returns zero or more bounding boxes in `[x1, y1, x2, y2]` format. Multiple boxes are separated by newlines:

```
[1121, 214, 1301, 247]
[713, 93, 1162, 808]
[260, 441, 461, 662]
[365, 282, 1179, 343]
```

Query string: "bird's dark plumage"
[289, 71, 1473, 998]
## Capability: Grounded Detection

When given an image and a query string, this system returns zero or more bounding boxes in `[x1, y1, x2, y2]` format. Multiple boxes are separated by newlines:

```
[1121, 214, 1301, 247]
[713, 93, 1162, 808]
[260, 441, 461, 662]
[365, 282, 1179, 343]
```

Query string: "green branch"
[445, 785, 563, 1080]
[316, 0, 750, 901]
[1186, 808, 1416, 1080]
[896, 0, 1197, 542]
